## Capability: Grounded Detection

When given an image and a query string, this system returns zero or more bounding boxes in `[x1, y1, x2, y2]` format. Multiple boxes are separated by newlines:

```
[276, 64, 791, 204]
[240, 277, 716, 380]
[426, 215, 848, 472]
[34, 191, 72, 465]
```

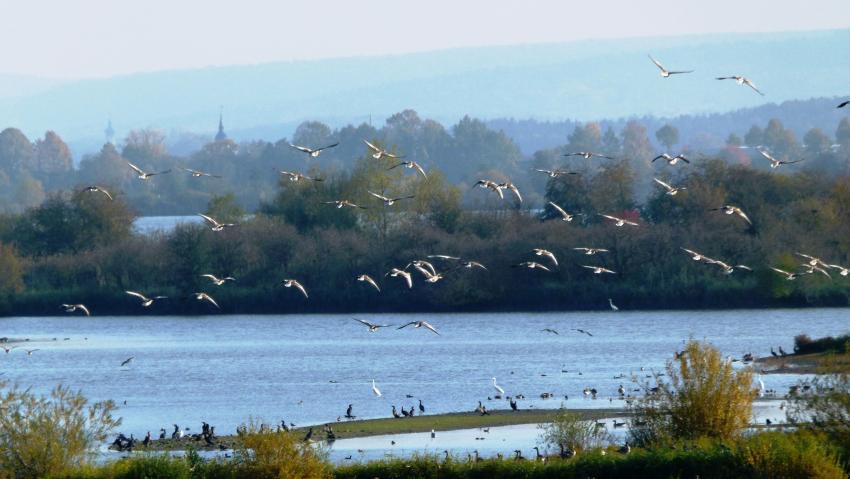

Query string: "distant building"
[215, 110, 227, 142]
[104, 119, 115, 144]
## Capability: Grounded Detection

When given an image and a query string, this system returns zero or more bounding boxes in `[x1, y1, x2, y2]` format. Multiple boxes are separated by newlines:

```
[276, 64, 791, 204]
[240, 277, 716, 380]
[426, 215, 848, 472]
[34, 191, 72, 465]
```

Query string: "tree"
[744, 125, 764, 147]
[122, 128, 167, 161]
[13, 173, 46, 212]
[206, 193, 245, 223]
[762, 118, 799, 158]
[567, 123, 602, 153]
[803, 128, 832, 157]
[0, 127, 33, 173]
[33, 131, 72, 173]
[0, 244, 24, 297]
[621, 121, 653, 161]
[836, 118, 850, 154]
[655, 124, 680, 150]
[726, 133, 743, 147]
[540, 409, 613, 454]
[601, 126, 621, 156]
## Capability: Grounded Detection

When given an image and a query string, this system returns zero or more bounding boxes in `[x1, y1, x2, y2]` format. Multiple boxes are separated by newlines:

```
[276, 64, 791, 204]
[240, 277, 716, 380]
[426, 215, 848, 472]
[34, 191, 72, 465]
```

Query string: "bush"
[540, 409, 613, 454]
[233, 422, 330, 479]
[794, 334, 850, 355]
[629, 340, 757, 446]
[739, 431, 847, 479]
[789, 358, 850, 451]
[0, 382, 120, 478]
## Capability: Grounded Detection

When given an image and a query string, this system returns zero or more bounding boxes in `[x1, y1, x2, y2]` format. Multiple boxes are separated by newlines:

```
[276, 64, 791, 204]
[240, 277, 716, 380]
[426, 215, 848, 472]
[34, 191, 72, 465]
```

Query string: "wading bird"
[201, 274, 235, 286]
[609, 298, 619, 311]
[363, 140, 404, 160]
[356, 274, 381, 292]
[198, 213, 236, 231]
[125, 291, 168, 307]
[353, 318, 392, 332]
[127, 162, 170, 180]
[82, 186, 113, 200]
[281, 279, 308, 299]
[716, 75, 764, 95]
[372, 379, 382, 397]
[648, 54, 693, 77]
[368, 191, 415, 206]
[388, 160, 428, 178]
[492, 377, 505, 395]
[61, 303, 90, 316]
[181, 167, 221, 178]
[653, 177, 686, 195]
[758, 149, 805, 169]
[397, 320, 440, 335]
[600, 214, 639, 227]
[289, 142, 339, 158]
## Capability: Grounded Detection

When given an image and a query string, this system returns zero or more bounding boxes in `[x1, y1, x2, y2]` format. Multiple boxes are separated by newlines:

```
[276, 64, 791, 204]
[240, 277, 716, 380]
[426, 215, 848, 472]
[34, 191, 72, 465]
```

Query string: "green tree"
[762, 118, 799, 158]
[567, 123, 602, 153]
[655, 124, 680, 150]
[601, 126, 621, 156]
[621, 121, 653, 161]
[13, 173, 45, 212]
[803, 128, 832, 157]
[0, 127, 33, 173]
[33, 130, 72, 173]
[122, 128, 167, 161]
[836, 118, 850, 154]
[206, 192, 245, 223]
[0, 244, 24, 297]
[726, 133, 743, 147]
[744, 125, 764, 147]
[540, 409, 613, 454]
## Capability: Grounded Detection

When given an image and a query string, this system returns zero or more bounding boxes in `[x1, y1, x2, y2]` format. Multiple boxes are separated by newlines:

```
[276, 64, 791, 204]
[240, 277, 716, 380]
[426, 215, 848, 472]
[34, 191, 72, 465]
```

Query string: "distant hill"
[1, 28, 848, 157]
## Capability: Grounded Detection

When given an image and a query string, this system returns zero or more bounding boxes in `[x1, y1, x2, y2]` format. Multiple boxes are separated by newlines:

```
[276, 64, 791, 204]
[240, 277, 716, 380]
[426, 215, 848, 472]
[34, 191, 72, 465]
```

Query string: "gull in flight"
[82, 186, 113, 200]
[368, 191, 415, 206]
[492, 377, 505, 395]
[289, 142, 339, 158]
[397, 320, 440, 335]
[192, 292, 220, 309]
[61, 304, 90, 316]
[548, 201, 581, 222]
[770, 267, 809, 281]
[25, 349, 39, 356]
[278, 170, 323, 182]
[710, 205, 752, 225]
[127, 162, 170, 180]
[801, 262, 832, 278]
[826, 264, 850, 277]
[513, 261, 551, 272]
[600, 214, 639, 227]
[2, 346, 17, 354]
[281, 279, 309, 298]
[582, 265, 616, 274]
[572, 328, 593, 337]
[536, 169, 578, 178]
[473, 180, 504, 199]
[324, 200, 367, 209]
[648, 54, 693, 77]
[125, 291, 168, 307]
[406, 260, 438, 278]
[353, 318, 392, 332]
[386, 268, 413, 288]
[573, 247, 609, 256]
[181, 167, 221, 178]
[363, 140, 404, 160]
[532, 248, 558, 267]
[201, 274, 235, 286]
[120, 356, 135, 367]
[563, 151, 614, 160]
[838, 100, 850, 109]
[426, 255, 487, 271]
[795, 253, 828, 268]
[757, 149, 805, 169]
[198, 213, 236, 231]
[372, 379, 382, 397]
[608, 298, 619, 311]
[681, 248, 708, 261]
[356, 274, 381, 292]
[652, 153, 690, 165]
[388, 160, 428, 178]
[716, 75, 764, 95]
[654, 178, 687, 195]
[541, 328, 559, 335]
[705, 258, 752, 275]
[497, 182, 523, 203]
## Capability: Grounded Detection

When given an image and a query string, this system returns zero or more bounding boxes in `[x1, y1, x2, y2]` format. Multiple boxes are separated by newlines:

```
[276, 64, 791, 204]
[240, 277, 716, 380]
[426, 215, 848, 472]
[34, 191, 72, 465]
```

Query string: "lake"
[1, 309, 844, 461]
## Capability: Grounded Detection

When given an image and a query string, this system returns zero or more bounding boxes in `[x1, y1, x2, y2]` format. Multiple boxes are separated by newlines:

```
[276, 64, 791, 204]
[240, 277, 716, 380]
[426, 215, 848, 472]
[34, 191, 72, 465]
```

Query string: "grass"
[757, 351, 850, 375]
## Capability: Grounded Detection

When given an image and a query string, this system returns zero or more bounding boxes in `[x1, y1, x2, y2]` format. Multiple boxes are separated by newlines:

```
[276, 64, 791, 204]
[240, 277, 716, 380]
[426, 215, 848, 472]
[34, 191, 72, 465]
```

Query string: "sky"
[0, 0, 848, 79]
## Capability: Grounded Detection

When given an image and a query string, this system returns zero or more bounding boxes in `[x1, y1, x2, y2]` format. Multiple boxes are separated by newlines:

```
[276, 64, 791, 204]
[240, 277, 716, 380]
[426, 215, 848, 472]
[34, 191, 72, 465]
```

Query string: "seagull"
[770, 267, 808, 281]
[120, 356, 135, 367]
[127, 162, 170, 180]
[758, 149, 805, 169]
[513, 261, 551, 272]
[201, 274, 235, 286]
[648, 54, 693, 77]
[289, 142, 339, 158]
[710, 205, 752, 225]
[838, 100, 850, 109]
[388, 161, 428, 178]
[532, 248, 558, 267]
[356, 274, 381, 292]
[608, 298, 619, 311]
[826, 264, 850, 277]
[473, 180, 504, 199]
[2, 346, 17, 354]
[368, 191, 415, 206]
[796, 253, 828, 268]
[353, 318, 392, 332]
[541, 328, 559, 335]
[582, 265, 616, 274]
[397, 320, 440, 335]
[25, 349, 39, 356]
[653, 177, 686, 195]
[198, 213, 236, 231]
[497, 182, 523, 203]
[61, 304, 90, 316]
[492, 377, 505, 395]
[278, 170, 323, 182]
[706, 259, 752, 275]
[801, 263, 832, 278]
[600, 214, 639, 227]
[181, 167, 221, 178]
[652, 153, 690, 165]
[535, 169, 577, 178]
[323, 200, 367, 209]
[573, 247, 609, 255]
[281, 279, 308, 298]
[386, 268, 413, 288]
[716, 76, 764, 95]
[547, 201, 581, 222]
[371, 379, 382, 397]
[407, 260, 438, 278]
[125, 291, 167, 307]
[192, 292, 220, 309]
[563, 152, 614, 160]
[572, 328, 593, 337]
[681, 247, 708, 261]
[427, 255, 487, 271]
[363, 140, 404, 160]
[82, 186, 113, 200]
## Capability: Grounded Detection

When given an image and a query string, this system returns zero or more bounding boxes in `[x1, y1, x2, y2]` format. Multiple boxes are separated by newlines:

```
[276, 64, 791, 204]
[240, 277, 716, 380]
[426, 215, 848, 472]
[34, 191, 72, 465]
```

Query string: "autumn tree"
[0, 127, 33, 173]
[33, 131, 72, 173]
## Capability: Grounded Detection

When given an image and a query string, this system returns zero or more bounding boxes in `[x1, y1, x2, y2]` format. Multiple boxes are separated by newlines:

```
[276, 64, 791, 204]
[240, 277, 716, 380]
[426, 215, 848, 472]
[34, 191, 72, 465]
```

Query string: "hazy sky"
[2, 0, 848, 79]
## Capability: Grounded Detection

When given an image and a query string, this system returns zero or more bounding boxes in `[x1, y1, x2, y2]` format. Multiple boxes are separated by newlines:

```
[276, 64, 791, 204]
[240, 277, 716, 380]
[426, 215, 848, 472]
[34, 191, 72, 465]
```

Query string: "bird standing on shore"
[372, 380, 382, 397]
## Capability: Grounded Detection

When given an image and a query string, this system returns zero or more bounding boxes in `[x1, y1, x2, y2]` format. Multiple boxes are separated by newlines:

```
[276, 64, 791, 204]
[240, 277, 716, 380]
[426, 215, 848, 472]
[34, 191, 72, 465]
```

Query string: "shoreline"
[756, 351, 850, 375]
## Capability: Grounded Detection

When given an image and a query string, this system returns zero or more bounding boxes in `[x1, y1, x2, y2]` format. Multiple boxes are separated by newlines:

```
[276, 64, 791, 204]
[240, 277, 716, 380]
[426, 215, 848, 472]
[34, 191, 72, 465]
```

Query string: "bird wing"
[716, 76, 735, 80]
[653, 178, 673, 191]
[384, 152, 404, 159]
[364, 276, 381, 291]
[353, 318, 375, 328]
[201, 274, 219, 282]
[412, 162, 428, 178]
[758, 149, 776, 162]
[125, 290, 150, 302]
[289, 144, 313, 153]
[548, 201, 569, 218]
[508, 185, 522, 202]
[76, 304, 91, 316]
[675, 155, 690, 163]
[838, 100, 850, 108]
[735, 209, 753, 225]
[363, 139, 381, 152]
[127, 162, 146, 175]
[781, 159, 806, 165]
[667, 70, 693, 75]
[368, 191, 390, 202]
[200, 293, 220, 308]
[545, 251, 558, 266]
[745, 80, 764, 95]
[468, 261, 487, 270]
[535, 169, 552, 174]
[421, 321, 440, 335]
[581, 265, 598, 271]
[317, 142, 340, 152]
[397, 322, 416, 330]
[770, 267, 791, 276]
[387, 162, 405, 171]
[428, 254, 461, 260]
[535, 263, 551, 272]
[651, 155, 666, 162]
[403, 272, 413, 288]
[197, 213, 220, 227]
[648, 54, 666, 72]
[293, 281, 309, 298]
[600, 214, 620, 222]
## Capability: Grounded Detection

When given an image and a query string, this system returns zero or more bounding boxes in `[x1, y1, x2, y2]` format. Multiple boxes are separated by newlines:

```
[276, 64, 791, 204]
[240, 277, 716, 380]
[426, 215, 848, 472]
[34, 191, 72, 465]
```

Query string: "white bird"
[582, 265, 616, 274]
[278, 170, 323, 182]
[532, 248, 558, 267]
[608, 298, 619, 311]
[368, 191, 415, 206]
[473, 180, 504, 199]
[181, 167, 221, 178]
[600, 214, 639, 227]
[281, 279, 308, 298]
[323, 200, 367, 209]
[547, 201, 580, 222]
[397, 320, 440, 335]
[61, 304, 90, 316]
[758, 377, 766, 398]
[801, 263, 832, 278]
[82, 186, 113, 200]
[648, 54, 693, 77]
[371, 379, 382, 397]
[513, 261, 551, 272]
[492, 377, 505, 395]
[705, 259, 752, 275]
[198, 213, 236, 231]
[192, 292, 220, 308]
[758, 149, 804, 169]
[363, 140, 404, 160]
[536, 169, 577, 178]
[201, 274, 235, 286]
[387, 268, 413, 288]
[653, 177, 686, 195]
[681, 248, 707, 261]
[125, 290, 167, 307]
[710, 205, 752, 225]
[289, 142, 339, 158]
[770, 267, 807, 281]
[826, 264, 850, 277]
[356, 274, 381, 292]
[127, 162, 170, 180]
[497, 182, 523, 203]
[25, 349, 39, 356]
[563, 151, 614, 160]
[573, 247, 609, 255]
[716, 76, 764, 96]
[795, 253, 828, 268]
[388, 161, 428, 178]
[353, 318, 392, 332]
[652, 153, 690, 165]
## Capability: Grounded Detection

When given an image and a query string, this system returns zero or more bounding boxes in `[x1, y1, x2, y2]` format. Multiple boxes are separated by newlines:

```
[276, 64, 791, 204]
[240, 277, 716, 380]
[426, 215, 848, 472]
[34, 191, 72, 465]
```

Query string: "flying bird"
[710, 205, 752, 225]
[201, 274, 235, 286]
[192, 292, 220, 309]
[796, 253, 828, 268]
[368, 191, 415, 206]
[547, 201, 581, 222]
[681, 248, 708, 261]
[513, 261, 551, 272]
[716, 76, 764, 95]
[563, 152, 614, 160]
[397, 320, 440, 335]
[25, 349, 39, 356]
[653, 178, 687, 195]
[388, 160, 428, 178]
[600, 214, 639, 227]
[497, 182, 523, 203]
[356, 274, 381, 292]
[289, 142, 339, 158]
[125, 291, 167, 307]
[281, 279, 308, 298]
[473, 180, 504, 199]
[386, 268, 413, 289]
[198, 213, 236, 231]
[572, 328, 593, 337]
[535, 169, 577, 178]
[573, 247, 609, 255]
[181, 167, 221, 178]
[127, 162, 170, 180]
[61, 304, 90, 316]
[648, 54, 693, 77]
[757, 149, 805, 169]
[541, 328, 559, 335]
[826, 264, 850, 277]
[652, 153, 690, 165]
[532, 248, 558, 267]
[838, 100, 850, 109]
[278, 170, 323, 182]
[770, 267, 808, 281]
[582, 265, 617, 274]
[120, 356, 135, 367]
[82, 186, 113, 200]
[363, 140, 404, 160]
[323, 200, 367, 209]
[353, 318, 393, 332]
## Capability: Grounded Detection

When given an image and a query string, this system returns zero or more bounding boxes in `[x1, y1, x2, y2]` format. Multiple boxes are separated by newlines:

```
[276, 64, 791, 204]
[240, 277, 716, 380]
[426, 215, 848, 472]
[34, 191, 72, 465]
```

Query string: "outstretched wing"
[127, 162, 146, 175]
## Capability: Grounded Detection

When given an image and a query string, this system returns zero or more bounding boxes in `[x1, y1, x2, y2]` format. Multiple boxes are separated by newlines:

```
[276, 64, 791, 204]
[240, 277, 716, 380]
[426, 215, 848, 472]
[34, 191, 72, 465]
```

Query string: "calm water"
[133, 215, 200, 235]
[1, 309, 845, 460]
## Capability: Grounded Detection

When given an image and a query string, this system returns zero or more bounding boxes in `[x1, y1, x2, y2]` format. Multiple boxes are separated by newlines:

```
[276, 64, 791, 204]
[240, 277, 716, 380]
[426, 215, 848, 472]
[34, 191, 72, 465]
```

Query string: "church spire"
[215, 106, 227, 142]
[104, 118, 115, 145]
